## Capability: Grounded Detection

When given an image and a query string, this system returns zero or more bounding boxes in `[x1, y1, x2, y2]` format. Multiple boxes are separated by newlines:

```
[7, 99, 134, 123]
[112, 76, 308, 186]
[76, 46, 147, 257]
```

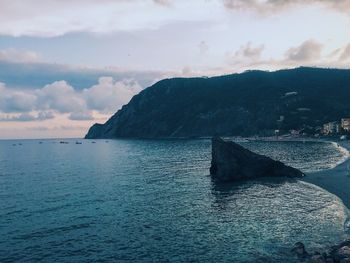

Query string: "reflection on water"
[211, 178, 348, 262]
[0, 138, 348, 262]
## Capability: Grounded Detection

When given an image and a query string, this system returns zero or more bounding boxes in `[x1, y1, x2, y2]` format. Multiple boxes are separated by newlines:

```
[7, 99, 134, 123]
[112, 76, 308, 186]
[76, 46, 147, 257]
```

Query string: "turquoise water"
[0, 139, 348, 262]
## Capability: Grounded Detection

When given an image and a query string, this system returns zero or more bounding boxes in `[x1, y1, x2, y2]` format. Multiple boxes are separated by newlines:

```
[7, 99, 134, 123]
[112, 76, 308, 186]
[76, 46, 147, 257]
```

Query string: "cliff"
[85, 67, 350, 139]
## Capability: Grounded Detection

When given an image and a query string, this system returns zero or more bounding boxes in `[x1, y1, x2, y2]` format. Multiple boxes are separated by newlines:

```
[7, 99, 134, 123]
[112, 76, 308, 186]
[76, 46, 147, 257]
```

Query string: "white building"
[323, 122, 341, 135]
[341, 118, 350, 132]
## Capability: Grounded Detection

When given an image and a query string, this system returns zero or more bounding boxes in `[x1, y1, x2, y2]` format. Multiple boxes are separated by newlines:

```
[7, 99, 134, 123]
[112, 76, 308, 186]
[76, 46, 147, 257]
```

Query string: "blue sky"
[0, 0, 350, 139]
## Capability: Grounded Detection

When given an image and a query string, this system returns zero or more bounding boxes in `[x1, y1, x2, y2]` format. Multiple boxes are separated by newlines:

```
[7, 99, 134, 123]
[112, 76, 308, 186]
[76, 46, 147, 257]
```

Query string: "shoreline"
[302, 140, 350, 209]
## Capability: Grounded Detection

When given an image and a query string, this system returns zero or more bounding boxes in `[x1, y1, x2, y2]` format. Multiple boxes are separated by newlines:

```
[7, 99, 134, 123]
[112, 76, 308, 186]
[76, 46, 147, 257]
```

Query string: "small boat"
[75, 142, 82, 144]
[59, 141, 69, 144]
[91, 141, 96, 144]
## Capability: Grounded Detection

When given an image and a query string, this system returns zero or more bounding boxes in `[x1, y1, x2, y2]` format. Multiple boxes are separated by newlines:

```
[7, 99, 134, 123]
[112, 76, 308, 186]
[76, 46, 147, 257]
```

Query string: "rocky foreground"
[292, 240, 350, 263]
[210, 137, 304, 181]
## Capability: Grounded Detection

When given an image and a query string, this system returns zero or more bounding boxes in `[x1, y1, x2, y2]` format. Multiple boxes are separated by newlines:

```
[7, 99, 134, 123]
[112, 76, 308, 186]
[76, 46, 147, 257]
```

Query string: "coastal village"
[272, 91, 350, 139]
[322, 118, 350, 136]
[277, 118, 350, 139]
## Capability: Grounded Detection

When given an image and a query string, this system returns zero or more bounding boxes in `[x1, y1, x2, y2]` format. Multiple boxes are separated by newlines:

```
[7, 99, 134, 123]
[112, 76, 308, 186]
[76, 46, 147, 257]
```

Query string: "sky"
[0, 0, 350, 139]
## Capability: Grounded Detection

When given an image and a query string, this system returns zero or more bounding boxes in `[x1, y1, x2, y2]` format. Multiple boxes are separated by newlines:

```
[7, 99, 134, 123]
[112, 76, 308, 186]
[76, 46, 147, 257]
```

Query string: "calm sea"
[0, 139, 349, 262]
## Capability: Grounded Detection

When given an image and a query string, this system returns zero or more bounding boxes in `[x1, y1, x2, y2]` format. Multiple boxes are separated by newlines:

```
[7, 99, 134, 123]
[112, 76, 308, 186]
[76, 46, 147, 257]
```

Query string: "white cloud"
[37, 81, 87, 113]
[285, 40, 323, 62]
[0, 48, 42, 63]
[0, 84, 37, 113]
[83, 77, 142, 113]
[0, 77, 142, 122]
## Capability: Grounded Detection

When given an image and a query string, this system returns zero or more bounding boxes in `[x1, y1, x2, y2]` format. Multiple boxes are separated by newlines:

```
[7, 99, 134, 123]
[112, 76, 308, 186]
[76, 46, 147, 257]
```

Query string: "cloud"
[285, 40, 323, 62]
[222, 39, 350, 73]
[237, 42, 264, 59]
[58, 125, 89, 131]
[153, 0, 171, 7]
[0, 84, 37, 113]
[83, 77, 142, 113]
[37, 111, 55, 120]
[68, 111, 94, 121]
[0, 0, 211, 37]
[198, 41, 209, 54]
[0, 77, 142, 122]
[222, 0, 350, 14]
[223, 0, 259, 11]
[0, 60, 165, 90]
[227, 42, 264, 65]
[327, 48, 342, 59]
[0, 112, 55, 122]
[182, 66, 193, 76]
[340, 44, 350, 61]
[37, 81, 87, 113]
[0, 48, 42, 63]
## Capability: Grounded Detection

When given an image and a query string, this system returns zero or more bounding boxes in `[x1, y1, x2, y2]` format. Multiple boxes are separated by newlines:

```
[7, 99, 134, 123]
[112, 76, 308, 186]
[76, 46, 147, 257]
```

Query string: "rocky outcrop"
[85, 124, 104, 139]
[210, 137, 304, 181]
[291, 240, 350, 263]
[329, 241, 350, 263]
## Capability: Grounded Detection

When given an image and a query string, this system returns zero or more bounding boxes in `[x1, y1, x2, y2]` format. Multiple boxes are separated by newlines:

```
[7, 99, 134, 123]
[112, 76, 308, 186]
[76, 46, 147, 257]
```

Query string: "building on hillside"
[284, 91, 298, 97]
[289, 130, 300, 136]
[341, 118, 350, 132]
[323, 121, 341, 135]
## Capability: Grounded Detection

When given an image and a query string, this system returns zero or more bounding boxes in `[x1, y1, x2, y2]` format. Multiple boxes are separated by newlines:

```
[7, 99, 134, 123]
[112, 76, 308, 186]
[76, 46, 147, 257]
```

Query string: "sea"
[0, 138, 349, 262]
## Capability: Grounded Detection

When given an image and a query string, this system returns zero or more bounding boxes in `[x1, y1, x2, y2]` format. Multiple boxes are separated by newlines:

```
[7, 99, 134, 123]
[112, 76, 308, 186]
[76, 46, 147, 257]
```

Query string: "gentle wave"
[329, 141, 350, 168]
[240, 140, 346, 173]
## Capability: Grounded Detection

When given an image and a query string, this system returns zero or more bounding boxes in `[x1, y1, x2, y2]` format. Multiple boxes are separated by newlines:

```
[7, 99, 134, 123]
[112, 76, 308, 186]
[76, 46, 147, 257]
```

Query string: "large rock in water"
[210, 137, 304, 181]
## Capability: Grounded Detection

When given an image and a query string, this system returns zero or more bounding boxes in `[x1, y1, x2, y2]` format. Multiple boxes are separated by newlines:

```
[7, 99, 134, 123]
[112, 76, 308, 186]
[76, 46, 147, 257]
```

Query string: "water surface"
[0, 139, 348, 262]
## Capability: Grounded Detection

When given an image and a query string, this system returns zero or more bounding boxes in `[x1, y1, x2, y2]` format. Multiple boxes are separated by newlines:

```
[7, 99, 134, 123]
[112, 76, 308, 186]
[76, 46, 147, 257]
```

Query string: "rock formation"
[210, 137, 304, 181]
[291, 240, 350, 262]
[291, 242, 309, 260]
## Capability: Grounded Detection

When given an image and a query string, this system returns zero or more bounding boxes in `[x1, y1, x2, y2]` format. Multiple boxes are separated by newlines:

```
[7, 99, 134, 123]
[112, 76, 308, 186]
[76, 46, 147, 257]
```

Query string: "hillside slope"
[85, 67, 350, 138]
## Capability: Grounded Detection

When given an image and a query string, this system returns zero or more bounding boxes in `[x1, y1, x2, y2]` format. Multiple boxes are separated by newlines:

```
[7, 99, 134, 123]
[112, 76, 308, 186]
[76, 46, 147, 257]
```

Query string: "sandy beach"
[303, 141, 350, 209]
